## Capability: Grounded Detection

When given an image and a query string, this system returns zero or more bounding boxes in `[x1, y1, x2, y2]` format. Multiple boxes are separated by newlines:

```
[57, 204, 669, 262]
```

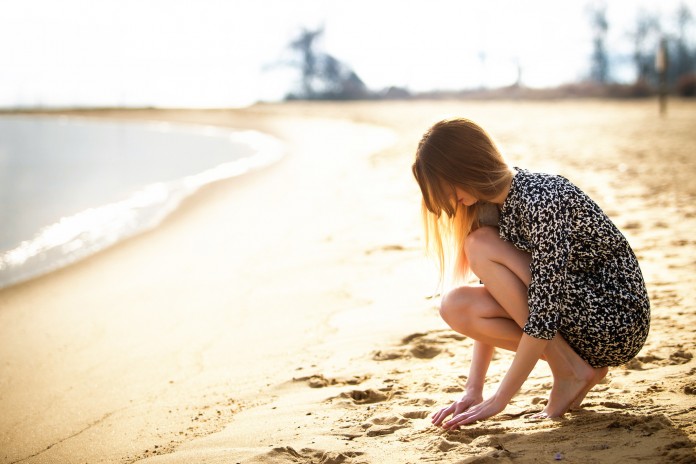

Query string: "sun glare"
[0, 0, 693, 107]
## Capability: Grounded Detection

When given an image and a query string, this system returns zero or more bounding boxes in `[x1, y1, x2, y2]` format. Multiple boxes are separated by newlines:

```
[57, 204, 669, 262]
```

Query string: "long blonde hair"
[411, 118, 513, 284]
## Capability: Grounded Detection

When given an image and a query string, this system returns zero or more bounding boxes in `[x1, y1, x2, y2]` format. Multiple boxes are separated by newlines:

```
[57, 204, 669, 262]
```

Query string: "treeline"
[282, 2, 695, 100]
[586, 1, 695, 97]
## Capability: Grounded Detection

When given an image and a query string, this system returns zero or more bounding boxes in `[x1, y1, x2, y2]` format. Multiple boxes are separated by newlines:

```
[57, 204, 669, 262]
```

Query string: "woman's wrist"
[464, 384, 484, 396]
[491, 387, 514, 406]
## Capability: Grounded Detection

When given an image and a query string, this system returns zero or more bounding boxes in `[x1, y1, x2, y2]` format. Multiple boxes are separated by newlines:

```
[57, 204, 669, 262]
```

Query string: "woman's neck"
[491, 169, 516, 205]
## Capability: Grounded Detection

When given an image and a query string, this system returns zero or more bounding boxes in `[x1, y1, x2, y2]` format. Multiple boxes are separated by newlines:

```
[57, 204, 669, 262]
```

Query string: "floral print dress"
[498, 168, 650, 367]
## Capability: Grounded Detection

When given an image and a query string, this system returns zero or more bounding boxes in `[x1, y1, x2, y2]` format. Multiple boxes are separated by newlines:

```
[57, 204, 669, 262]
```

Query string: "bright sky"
[0, 0, 693, 108]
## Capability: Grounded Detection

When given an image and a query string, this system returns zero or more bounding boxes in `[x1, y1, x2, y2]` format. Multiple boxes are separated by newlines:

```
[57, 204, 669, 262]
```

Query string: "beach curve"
[1, 101, 695, 464]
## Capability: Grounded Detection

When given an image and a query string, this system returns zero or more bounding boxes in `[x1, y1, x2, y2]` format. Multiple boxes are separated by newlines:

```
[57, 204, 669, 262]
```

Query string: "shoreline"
[0, 115, 285, 290]
[0, 105, 421, 464]
[1, 101, 695, 463]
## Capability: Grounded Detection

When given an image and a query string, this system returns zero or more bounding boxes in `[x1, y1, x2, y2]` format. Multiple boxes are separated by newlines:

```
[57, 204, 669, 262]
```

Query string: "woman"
[411, 118, 650, 429]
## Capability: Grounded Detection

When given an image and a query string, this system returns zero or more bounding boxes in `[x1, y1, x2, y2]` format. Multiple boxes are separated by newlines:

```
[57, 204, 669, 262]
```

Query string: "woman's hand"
[431, 392, 484, 427]
[440, 394, 507, 429]
[436, 335, 548, 429]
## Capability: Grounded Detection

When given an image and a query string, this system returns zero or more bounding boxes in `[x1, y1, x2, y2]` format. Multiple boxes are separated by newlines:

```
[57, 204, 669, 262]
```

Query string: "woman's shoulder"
[512, 168, 579, 199]
[515, 168, 571, 186]
[503, 168, 592, 224]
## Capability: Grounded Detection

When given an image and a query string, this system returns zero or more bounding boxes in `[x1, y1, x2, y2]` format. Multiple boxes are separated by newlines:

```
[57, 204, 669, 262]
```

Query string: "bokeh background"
[1, 0, 694, 109]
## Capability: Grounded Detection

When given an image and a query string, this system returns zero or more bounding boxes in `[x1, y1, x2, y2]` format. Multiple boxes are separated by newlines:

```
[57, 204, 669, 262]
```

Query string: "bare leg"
[441, 285, 601, 415]
[440, 227, 606, 416]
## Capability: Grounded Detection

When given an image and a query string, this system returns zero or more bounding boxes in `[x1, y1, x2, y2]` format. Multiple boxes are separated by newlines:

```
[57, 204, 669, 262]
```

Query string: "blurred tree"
[317, 54, 370, 99]
[289, 27, 324, 98]
[286, 27, 370, 100]
[672, 3, 694, 80]
[587, 1, 610, 83]
[630, 10, 661, 84]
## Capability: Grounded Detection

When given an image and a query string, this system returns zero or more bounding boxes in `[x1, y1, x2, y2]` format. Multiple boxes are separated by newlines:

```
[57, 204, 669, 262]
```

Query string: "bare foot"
[534, 366, 605, 418]
[535, 377, 589, 417]
[568, 366, 608, 410]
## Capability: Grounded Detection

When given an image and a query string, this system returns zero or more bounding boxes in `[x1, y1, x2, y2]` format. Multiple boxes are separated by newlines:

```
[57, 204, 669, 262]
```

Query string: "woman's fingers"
[432, 401, 465, 426]
[436, 404, 459, 424]
[431, 404, 452, 420]
[431, 404, 454, 425]
[443, 408, 477, 429]
[444, 411, 481, 429]
[432, 397, 481, 427]
[442, 398, 505, 429]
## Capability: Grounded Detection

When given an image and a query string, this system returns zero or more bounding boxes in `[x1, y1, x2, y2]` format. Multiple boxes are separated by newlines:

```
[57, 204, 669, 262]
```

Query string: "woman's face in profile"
[454, 186, 478, 207]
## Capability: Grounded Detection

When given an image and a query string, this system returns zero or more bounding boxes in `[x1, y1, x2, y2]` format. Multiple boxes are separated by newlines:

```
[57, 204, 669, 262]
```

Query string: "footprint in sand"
[401, 331, 467, 345]
[371, 344, 442, 361]
[401, 410, 431, 419]
[372, 331, 468, 361]
[628, 351, 692, 369]
[624, 358, 646, 371]
[425, 427, 512, 455]
[426, 435, 471, 452]
[338, 388, 391, 404]
[637, 354, 664, 364]
[605, 412, 671, 432]
[264, 447, 364, 464]
[294, 374, 369, 388]
[372, 350, 405, 361]
[669, 350, 693, 365]
[362, 414, 411, 437]
[409, 342, 443, 359]
[401, 397, 437, 407]
[404, 332, 469, 358]
[600, 401, 632, 410]
[646, 384, 665, 393]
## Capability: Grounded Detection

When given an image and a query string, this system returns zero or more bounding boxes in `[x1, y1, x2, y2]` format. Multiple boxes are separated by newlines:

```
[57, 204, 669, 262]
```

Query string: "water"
[0, 115, 284, 289]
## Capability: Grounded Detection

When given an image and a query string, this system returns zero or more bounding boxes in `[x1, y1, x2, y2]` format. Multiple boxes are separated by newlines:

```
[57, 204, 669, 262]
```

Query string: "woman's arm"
[494, 334, 547, 402]
[442, 334, 548, 429]
[465, 340, 495, 394]
[432, 340, 495, 426]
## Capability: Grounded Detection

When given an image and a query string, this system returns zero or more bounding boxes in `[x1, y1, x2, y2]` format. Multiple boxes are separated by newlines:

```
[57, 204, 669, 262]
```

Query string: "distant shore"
[1, 100, 695, 464]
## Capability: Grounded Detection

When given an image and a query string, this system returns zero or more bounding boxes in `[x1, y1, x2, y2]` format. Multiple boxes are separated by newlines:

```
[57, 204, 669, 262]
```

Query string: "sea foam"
[0, 117, 284, 289]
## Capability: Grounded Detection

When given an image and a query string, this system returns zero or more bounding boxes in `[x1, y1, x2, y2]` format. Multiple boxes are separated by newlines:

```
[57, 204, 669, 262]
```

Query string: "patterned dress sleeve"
[522, 184, 574, 340]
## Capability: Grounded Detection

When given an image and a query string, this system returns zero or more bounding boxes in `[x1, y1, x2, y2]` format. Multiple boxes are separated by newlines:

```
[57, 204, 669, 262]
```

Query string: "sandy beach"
[1, 100, 695, 464]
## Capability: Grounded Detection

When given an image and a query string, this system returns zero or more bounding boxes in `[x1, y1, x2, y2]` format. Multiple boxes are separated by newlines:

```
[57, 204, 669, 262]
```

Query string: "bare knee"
[464, 226, 500, 272]
[440, 286, 479, 336]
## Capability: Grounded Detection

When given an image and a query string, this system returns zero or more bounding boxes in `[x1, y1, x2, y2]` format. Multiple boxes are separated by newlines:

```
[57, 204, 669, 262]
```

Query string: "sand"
[1, 100, 695, 464]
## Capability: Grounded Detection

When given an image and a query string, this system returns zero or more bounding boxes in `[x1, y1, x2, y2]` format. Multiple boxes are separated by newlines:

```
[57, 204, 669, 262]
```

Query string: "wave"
[0, 128, 284, 289]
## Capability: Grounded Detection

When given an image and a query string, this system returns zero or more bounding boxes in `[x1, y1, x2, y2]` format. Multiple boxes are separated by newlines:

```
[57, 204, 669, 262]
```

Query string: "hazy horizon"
[1, 0, 693, 109]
